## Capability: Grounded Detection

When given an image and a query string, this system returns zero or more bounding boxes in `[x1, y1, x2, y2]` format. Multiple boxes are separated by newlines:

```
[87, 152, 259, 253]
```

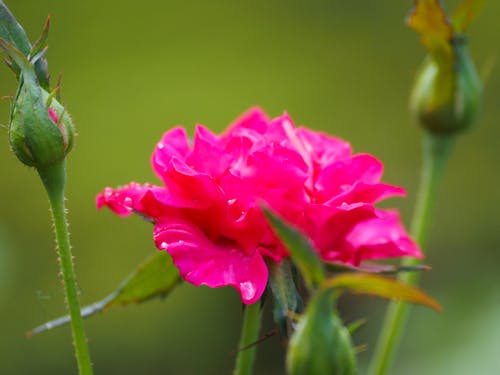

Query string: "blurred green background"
[0, 0, 498, 374]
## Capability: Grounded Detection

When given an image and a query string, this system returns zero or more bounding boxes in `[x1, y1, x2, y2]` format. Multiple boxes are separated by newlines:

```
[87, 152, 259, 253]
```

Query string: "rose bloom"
[97, 108, 421, 304]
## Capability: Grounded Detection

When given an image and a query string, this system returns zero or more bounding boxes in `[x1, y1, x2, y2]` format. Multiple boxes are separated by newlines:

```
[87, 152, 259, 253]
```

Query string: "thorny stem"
[38, 161, 93, 375]
[368, 133, 454, 375]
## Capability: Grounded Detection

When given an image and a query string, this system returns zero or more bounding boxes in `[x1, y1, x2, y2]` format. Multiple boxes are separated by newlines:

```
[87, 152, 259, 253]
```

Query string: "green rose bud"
[410, 37, 482, 135]
[406, 0, 484, 136]
[1, 37, 74, 168]
[286, 290, 356, 375]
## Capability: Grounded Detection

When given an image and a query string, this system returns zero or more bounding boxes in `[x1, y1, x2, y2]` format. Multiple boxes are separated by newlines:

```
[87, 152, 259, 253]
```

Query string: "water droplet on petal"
[123, 196, 133, 208]
[227, 198, 246, 222]
[340, 184, 350, 191]
[157, 143, 165, 150]
[159, 242, 169, 250]
[239, 281, 256, 301]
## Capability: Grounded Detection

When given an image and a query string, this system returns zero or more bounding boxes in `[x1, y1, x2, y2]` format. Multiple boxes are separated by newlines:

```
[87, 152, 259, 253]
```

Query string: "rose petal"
[154, 219, 268, 304]
[187, 125, 233, 177]
[326, 182, 406, 207]
[346, 209, 422, 261]
[224, 107, 270, 136]
[296, 127, 352, 167]
[307, 203, 376, 261]
[315, 154, 384, 199]
[152, 127, 191, 181]
[161, 157, 225, 209]
[96, 182, 152, 216]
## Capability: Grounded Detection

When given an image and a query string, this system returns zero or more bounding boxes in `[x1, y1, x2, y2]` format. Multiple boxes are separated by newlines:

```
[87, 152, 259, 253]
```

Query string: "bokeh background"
[0, 0, 498, 374]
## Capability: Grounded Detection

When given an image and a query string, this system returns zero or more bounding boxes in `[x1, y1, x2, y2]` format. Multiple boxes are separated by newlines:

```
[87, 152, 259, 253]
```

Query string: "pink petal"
[246, 143, 308, 184]
[244, 143, 309, 222]
[217, 174, 265, 234]
[296, 127, 352, 167]
[96, 182, 153, 216]
[152, 127, 191, 181]
[160, 157, 225, 209]
[315, 154, 384, 199]
[266, 113, 320, 171]
[186, 125, 232, 177]
[307, 203, 376, 258]
[225, 135, 257, 177]
[224, 107, 270, 136]
[326, 182, 406, 207]
[266, 112, 296, 143]
[154, 220, 268, 304]
[48, 107, 59, 124]
[346, 209, 422, 261]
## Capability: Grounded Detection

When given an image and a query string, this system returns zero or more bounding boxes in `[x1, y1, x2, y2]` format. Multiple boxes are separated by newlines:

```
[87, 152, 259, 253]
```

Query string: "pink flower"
[97, 108, 421, 304]
[48, 107, 59, 123]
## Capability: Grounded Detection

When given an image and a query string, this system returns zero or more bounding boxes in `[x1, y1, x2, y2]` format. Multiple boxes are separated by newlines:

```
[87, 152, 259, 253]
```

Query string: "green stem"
[233, 301, 263, 375]
[38, 161, 93, 375]
[368, 133, 454, 375]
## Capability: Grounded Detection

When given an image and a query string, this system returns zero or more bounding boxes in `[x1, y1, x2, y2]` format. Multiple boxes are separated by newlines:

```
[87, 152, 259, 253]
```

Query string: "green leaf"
[263, 208, 324, 290]
[107, 251, 180, 306]
[325, 260, 430, 275]
[322, 273, 442, 311]
[268, 259, 303, 338]
[286, 290, 356, 375]
[0, 1, 49, 86]
[28, 251, 181, 336]
[452, 0, 485, 33]
[0, 1, 31, 56]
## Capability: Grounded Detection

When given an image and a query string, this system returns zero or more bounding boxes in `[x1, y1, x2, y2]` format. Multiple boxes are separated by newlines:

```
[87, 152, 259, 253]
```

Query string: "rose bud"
[1, 38, 74, 168]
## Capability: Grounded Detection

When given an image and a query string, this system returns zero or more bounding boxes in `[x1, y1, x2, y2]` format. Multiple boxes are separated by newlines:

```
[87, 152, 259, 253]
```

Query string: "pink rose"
[97, 108, 421, 304]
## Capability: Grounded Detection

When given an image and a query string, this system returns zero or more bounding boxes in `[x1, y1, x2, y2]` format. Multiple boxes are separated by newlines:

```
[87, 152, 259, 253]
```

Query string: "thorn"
[55, 73, 63, 100]
[230, 329, 279, 356]
[354, 344, 368, 354]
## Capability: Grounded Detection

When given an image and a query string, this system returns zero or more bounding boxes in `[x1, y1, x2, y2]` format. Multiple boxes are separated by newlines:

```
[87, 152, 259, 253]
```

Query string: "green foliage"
[0, 1, 49, 86]
[29, 251, 181, 336]
[107, 251, 180, 306]
[0, 1, 31, 61]
[264, 208, 324, 290]
[286, 290, 356, 375]
[267, 259, 303, 338]
[322, 273, 442, 311]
